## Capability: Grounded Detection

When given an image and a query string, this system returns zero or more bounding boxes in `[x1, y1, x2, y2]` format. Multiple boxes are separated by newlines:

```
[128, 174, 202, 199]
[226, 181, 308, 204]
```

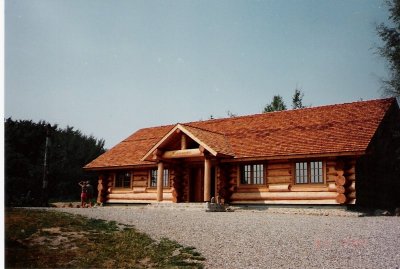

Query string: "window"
[115, 172, 131, 188]
[149, 169, 170, 187]
[295, 161, 324, 184]
[241, 164, 264, 185]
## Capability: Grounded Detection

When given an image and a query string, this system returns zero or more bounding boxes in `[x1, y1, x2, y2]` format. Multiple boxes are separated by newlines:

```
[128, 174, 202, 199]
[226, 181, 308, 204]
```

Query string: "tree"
[292, 88, 306, 109]
[226, 110, 237, 117]
[5, 118, 106, 206]
[377, 0, 400, 97]
[263, 95, 287, 113]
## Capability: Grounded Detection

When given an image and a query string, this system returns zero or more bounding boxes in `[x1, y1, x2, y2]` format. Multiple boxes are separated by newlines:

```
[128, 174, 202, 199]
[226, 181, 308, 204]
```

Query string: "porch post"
[157, 161, 164, 202]
[204, 158, 211, 202]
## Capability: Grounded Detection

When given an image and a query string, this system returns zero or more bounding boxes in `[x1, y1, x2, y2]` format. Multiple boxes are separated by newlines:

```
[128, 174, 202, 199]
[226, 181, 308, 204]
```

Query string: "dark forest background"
[5, 118, 106, 206]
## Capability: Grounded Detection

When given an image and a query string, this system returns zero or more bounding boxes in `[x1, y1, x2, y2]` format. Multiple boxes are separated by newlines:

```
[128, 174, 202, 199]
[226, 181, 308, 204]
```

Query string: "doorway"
[188, 166, 215, 202]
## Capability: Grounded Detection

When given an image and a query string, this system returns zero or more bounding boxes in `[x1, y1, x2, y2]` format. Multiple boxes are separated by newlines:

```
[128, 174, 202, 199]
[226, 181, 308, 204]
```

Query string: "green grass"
[5, 208, 205, 268]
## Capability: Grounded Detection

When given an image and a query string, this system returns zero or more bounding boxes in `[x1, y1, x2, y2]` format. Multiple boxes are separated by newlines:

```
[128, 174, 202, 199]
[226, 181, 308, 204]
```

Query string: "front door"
[188, 166, 216, 202]
[189, 167, 204, 202]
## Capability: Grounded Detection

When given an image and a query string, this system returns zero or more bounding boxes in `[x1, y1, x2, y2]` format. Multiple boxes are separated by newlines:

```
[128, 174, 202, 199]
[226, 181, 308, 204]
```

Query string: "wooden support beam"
[157, 161, 164, 202]
[204, 158, 211, 202]
[162, 148, 203, 159]
[181, 134, 187, 150]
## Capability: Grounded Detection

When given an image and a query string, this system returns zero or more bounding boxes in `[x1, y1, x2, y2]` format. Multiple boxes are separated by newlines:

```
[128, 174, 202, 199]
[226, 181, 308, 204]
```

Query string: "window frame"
[149, 168, 170, 188]
[239, 163, 265, 185]
[293, 160, 325, 185]
[114, 171, 132, 188]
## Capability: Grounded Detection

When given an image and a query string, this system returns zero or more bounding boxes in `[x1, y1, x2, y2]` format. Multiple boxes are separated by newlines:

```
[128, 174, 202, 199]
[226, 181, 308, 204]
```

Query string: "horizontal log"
[347, 181, 356, 192]
[132, 180, 147, 187]
[336, 185, 345, 194]
[107, 199, 173, 204]
[162, 148, 203, 159]
[133, 171, 149, 176]
[133, 176, 148, 181]
[347, 174, 356, 181]
[230, 199, 339, 205]
[267, 163, 291, 170]
[237, 186, 268, 192]
[287, 185, 330, 192]
[326, 174, 337, 182]
[335, 175, 346, 186]
[268, 184, 291, 192]
[326, 166, 337, 175]
[231, 191, 337, 201]
[347, 199, 356, 205]
[348, 191, 356, 199]
[267, 175, 292, 184]
[108, 192, 173, 200]
[336, 170, 344, 177]
[146, 188, 172, 193]
[336, 193, 346, 204]
[328, 183, 337, 192]
[267, 169, 291, 177]
[132, 187, 146, 193]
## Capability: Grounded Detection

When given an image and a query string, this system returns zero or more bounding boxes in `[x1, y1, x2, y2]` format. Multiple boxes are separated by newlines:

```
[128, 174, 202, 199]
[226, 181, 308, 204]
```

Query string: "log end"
[336, 193, 347, 204]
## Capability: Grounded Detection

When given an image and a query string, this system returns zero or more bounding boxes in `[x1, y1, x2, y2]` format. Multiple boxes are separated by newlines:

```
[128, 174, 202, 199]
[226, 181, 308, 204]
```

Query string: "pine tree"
[263, 95, 287, 113]
[377, 0, 400, 96]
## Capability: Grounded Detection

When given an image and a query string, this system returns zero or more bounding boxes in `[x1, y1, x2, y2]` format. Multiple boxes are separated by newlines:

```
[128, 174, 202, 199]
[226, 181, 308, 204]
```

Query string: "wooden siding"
[101, 156, 358, 205]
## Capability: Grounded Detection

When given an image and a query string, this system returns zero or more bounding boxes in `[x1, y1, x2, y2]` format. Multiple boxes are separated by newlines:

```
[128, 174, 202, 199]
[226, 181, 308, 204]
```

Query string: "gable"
[141, 124, 234, 161]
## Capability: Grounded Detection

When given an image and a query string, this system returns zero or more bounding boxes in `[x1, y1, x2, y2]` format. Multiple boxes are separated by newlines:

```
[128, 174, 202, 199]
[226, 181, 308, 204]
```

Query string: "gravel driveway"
[49, 206, 400, 269]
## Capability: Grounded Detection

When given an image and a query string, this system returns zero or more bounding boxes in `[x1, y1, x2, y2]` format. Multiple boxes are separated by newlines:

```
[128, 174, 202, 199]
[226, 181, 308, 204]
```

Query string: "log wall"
[229, 158, 358, 205]
[102, 157, 359, 205]
[104, 168, 173, 204]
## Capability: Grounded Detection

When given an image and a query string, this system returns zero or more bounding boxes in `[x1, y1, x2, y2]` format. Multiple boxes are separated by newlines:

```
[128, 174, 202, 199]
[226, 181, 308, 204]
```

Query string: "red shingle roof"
[84, 98, 396, 169]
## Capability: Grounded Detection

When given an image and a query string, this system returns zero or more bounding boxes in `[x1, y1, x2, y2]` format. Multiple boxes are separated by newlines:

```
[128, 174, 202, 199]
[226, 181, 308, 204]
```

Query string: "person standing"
[78, 181, 88, 208]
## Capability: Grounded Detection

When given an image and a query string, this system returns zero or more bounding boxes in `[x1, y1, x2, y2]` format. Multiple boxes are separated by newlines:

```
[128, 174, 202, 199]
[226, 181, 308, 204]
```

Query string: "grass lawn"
[5, 208, 205, 268]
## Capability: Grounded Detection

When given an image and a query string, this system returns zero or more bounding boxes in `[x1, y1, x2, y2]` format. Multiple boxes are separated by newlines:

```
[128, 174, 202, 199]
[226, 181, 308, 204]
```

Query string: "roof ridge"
[180, 123, 227, 136]
[127, 98, 394, 133]
[182, 97, 395, 125]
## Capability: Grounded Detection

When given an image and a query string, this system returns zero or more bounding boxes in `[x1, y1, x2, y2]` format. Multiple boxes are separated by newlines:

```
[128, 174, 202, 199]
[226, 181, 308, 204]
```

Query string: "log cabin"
[84, 98, 400, 207]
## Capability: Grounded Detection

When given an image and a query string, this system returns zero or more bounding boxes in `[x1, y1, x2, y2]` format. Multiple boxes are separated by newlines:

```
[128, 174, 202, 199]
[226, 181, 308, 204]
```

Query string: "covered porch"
[141, 124, 234, 203]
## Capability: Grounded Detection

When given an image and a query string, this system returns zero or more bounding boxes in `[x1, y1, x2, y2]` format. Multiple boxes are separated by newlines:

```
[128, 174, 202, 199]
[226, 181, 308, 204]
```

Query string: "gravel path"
[47, 206, 400, 269]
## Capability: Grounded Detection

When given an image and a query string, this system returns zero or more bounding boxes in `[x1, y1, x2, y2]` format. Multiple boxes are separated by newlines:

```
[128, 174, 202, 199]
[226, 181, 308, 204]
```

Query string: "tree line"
[5, 118, 106, 206]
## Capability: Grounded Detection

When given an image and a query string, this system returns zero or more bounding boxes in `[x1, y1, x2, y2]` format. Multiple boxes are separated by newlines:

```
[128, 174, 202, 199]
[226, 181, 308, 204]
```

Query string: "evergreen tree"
[292, 88, 306, 109]
[263, 95, 287, 113]
[377, 0, 400, 96]
[5, 118, 106, 206]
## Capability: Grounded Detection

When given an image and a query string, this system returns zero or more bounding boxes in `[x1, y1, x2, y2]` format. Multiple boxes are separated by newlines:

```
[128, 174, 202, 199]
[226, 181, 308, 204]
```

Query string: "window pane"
[253, 164, 264, 185]
[115, 172, 131, 188]
[150, 169, 157, 187]
[241, 165, 251, 184]
[163, 169, 169, 187]
[296, 162, 308, 184]
[123, 172, 131, 188]
[310, 161, 323, 183]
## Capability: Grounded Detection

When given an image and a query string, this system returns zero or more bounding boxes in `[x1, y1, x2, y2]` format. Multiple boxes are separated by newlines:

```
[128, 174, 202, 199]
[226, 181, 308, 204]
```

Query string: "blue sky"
[5, 0, 391, 148]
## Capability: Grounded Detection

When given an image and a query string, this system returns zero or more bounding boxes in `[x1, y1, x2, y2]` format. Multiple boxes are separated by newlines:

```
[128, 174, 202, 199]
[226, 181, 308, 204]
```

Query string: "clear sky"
[5, 0, 391, 148]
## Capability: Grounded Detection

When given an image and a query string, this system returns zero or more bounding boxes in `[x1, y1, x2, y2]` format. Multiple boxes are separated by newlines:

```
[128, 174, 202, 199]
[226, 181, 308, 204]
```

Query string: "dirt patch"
[21, 226, 88, 250]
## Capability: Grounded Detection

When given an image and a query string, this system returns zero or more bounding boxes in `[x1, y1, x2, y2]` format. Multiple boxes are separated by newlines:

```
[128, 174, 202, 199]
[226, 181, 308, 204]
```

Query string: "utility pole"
[42, 125, 50, 207]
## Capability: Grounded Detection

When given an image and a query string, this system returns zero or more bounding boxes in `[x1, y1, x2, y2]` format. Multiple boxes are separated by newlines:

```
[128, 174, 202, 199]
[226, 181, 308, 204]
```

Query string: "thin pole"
[42, 126, 50, 206]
